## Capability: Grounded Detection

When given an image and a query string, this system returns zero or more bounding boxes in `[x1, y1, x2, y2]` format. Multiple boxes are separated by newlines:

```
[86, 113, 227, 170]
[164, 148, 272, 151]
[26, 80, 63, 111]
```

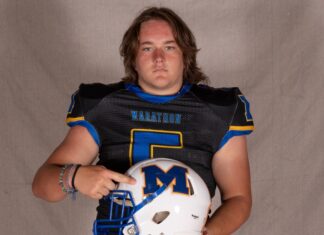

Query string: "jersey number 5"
[129, 129, 183, 165]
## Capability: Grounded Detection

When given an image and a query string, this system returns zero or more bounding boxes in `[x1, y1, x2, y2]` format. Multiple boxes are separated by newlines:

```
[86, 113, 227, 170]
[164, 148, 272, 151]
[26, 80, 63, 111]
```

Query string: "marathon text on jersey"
[131, 110, 182, 124]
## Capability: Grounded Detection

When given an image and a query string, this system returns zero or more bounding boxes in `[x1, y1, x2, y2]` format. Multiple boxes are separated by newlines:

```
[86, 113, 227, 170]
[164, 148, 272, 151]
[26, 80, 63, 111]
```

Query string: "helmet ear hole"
[152, 211, 170, 224]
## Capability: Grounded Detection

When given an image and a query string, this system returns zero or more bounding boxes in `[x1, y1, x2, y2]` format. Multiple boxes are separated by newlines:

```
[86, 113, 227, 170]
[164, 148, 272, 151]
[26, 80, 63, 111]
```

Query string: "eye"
[142, 47, 152, 52]
[165, 46, 175, 51]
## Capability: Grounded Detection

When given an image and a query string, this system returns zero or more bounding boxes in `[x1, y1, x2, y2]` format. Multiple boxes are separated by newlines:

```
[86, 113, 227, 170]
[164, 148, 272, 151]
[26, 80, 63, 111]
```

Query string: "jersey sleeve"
[65, 86, 101, 146]
[218, 88, 254, 149]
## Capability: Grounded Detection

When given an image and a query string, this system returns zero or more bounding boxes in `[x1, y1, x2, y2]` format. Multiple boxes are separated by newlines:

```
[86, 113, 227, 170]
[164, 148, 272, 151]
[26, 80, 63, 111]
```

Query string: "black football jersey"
[66, 81, 254, 199]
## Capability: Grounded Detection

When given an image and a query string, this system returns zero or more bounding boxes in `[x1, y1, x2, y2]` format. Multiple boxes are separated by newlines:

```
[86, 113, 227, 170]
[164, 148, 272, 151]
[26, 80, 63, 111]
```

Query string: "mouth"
[153, 68, 167, 73]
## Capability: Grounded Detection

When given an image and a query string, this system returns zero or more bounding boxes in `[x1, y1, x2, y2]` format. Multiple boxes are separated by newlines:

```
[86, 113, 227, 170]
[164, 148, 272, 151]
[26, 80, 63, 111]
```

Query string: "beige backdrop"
[1, 0, 323, 234]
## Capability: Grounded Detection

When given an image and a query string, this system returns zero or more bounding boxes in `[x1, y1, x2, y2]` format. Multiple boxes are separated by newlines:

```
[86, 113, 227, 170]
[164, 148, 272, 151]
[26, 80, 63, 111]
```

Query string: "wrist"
[71, 164, 81, 190]
[58, 164, 81, 200]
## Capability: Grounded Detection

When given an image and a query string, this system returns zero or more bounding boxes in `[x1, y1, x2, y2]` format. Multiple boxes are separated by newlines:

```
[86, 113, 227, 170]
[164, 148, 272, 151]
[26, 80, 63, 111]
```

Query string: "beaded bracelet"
[59, 164, 78, 200]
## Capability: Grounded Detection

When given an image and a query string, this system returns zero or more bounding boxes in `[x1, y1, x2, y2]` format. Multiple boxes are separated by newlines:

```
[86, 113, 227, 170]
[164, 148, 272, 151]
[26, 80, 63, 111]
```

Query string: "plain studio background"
[1, 0, 323, 234]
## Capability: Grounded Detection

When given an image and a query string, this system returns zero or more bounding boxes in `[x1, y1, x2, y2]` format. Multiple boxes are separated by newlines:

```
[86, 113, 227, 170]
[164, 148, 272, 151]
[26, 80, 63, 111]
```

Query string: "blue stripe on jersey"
[238, 95, 253, 122]
[124, 83, 192, 104]
[67, 91, 78, 114]
[67, 120, 101, 146]
[218, 130, 253, 150]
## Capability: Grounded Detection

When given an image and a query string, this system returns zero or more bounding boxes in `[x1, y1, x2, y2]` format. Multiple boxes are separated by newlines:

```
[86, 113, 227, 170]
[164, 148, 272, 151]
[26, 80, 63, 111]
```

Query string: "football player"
[32, 7, 254, 235]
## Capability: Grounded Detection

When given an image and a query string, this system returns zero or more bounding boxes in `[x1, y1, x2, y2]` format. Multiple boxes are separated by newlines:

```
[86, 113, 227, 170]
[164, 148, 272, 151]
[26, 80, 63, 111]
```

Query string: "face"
[135, 20, 184, 95]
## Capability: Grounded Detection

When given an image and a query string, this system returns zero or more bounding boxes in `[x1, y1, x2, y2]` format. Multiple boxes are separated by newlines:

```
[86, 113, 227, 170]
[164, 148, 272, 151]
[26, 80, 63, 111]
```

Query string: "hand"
[202, 227, 208, 235]
[74, 165, 136, 199]
[202, 226, 223, 235]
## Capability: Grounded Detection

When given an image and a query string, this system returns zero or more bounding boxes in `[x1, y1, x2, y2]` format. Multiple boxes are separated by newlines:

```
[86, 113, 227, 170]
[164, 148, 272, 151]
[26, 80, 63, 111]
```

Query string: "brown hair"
[119, 7, 208, 84]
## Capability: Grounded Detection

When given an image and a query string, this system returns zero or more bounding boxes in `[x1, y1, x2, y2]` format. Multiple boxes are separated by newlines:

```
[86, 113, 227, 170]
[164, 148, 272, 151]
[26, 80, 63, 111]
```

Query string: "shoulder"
[190, 83, 254, 131]
[78, 81, 125, 99]
[190, 84, 241, 106]
[190, 84, 255, 150]
[66, 81, 125, 118]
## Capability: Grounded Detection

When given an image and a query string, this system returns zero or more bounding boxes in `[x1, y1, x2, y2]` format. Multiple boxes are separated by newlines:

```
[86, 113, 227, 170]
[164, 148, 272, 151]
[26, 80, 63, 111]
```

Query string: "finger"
[106, 170, 136, 185]
[94, 192, 104, 200]
[102, 179, 117, 191]
[98, 187, 110, 197]
[202, 227, 208, 235]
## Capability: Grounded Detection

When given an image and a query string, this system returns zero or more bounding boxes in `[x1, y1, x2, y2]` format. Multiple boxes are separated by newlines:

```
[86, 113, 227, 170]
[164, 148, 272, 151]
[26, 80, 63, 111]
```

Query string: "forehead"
[138, 19, 176, 42]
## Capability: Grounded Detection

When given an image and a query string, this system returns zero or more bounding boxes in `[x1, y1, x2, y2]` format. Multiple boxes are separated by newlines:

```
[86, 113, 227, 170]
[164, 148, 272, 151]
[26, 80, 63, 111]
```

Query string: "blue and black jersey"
[66, 81, 254, 200]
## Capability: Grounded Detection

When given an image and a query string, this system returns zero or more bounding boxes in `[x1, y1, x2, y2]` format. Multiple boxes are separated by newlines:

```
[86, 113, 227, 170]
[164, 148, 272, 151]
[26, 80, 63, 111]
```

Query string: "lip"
[153, 68, 167, 72]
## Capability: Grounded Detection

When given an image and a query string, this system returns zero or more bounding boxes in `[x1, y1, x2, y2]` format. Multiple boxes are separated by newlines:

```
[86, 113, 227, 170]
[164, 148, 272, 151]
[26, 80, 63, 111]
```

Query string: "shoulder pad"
[79, 82, 125, 99]
[190, 84, 239, 106]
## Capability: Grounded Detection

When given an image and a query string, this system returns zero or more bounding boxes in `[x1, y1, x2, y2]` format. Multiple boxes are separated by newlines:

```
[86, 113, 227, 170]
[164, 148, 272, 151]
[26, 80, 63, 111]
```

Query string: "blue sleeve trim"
[218, 130, 253, 150]
[67, 120, 101, 146]
[67, 91, 77, 114]
[238, 95, 253, 122]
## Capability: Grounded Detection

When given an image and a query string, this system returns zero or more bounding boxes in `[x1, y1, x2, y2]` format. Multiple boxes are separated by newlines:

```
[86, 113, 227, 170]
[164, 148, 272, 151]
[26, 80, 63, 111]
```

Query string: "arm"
[32, 125, 135, 202]
[204, 135, 252, 235]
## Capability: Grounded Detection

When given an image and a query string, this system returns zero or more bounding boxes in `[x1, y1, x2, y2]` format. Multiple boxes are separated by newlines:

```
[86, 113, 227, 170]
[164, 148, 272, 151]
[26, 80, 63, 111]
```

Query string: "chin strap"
[133, 184, 168, 213]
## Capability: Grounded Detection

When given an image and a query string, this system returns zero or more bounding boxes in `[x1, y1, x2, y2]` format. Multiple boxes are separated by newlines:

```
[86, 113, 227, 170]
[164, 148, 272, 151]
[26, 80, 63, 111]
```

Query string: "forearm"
[32, 164, 67, 202]
[205, 196, 252, 235]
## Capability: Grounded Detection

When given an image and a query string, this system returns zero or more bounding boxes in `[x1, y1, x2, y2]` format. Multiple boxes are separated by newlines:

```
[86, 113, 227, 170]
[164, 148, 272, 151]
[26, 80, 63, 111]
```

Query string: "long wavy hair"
[120, 7, 208, 84]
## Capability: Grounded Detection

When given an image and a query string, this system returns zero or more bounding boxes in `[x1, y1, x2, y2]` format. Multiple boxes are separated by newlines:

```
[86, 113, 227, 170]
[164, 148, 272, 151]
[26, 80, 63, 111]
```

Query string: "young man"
[32, 7, 254, 235]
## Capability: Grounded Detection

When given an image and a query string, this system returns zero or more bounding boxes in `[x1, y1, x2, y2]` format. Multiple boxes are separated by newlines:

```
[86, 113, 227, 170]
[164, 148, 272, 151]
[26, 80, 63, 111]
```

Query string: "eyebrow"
[139, 40, 177, 45]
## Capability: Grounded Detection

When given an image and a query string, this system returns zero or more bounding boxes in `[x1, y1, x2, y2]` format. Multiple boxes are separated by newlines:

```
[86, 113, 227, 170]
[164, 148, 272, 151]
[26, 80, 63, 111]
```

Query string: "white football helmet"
[93, 158, 211, 235]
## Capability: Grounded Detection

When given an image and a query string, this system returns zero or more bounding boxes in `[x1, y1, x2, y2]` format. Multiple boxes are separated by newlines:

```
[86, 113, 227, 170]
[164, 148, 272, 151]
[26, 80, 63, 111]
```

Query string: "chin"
[153, 80, 174, 89]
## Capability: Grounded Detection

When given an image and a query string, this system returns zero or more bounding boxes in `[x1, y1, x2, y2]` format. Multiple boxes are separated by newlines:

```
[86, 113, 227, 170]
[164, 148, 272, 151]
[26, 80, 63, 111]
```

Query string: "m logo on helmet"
[141, 164, 190, 195]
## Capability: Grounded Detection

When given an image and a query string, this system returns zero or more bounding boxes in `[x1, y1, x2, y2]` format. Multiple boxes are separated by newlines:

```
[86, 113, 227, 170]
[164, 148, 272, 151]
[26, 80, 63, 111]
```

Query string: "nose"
[153, 48, 165, 63]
